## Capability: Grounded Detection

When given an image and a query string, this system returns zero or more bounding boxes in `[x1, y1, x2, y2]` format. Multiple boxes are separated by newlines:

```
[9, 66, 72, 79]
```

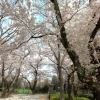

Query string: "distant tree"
[51, 75, 59, 90]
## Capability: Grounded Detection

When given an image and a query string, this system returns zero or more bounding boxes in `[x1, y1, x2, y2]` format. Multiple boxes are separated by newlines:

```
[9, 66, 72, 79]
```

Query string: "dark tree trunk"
[67, 76, 73, 100]
[31, 82, 37, 94]
[31, 76, 37, 94]
[73, 85, 78, 97]
[68, 83, 72, 100]
[64, 83, 66, 94]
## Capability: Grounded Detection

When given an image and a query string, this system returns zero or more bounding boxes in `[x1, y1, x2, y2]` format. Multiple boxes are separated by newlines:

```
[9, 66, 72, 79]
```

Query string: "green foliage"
[14, 88, 32, 94]
[50, 94, 90, 100]
[51, 75, 59, 86]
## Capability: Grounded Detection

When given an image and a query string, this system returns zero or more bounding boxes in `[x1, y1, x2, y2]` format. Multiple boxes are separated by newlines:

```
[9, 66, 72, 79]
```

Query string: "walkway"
[0, 94, 49, 100]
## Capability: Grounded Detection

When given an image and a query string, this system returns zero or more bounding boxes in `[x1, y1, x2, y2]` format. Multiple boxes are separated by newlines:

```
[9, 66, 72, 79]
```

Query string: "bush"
[39, 85, 49, 93]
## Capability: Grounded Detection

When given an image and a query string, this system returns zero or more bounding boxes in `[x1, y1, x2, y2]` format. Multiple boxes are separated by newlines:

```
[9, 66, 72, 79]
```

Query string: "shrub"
[14, 88, 32, 94]
[39, 85, 49, 93]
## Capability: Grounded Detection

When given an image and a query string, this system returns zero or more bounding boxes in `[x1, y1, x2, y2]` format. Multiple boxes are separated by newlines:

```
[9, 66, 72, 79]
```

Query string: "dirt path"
[0, 94, 49, 100]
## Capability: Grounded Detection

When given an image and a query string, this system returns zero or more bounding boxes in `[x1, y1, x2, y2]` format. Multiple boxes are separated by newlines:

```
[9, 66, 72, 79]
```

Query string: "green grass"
[14, 89, 32, 94]
[50, 94, 91, 100]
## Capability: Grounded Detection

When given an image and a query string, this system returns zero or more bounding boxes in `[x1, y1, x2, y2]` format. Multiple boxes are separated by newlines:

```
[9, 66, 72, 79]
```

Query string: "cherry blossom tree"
[49, 0, 100, 100]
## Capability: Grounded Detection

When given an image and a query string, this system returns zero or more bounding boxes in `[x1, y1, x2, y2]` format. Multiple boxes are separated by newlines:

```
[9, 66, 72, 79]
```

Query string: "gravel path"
[0, 94, 49, 100]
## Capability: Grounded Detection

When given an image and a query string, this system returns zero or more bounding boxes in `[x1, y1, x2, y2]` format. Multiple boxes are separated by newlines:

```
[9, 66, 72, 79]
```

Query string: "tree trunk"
[0, 88, 6, 98]
[58, 64, 65, 100]
[30, 81, 37, 94]
[67, 76, 73, 100]
[31, 77, 37, 94]
[5, 88, 14, 98]
[59, 73, 65, 100]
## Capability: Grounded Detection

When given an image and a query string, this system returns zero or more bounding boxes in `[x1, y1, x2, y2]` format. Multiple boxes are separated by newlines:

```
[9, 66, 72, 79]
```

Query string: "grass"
[50, 94, 91, 100]
[14, 88, 32, 94]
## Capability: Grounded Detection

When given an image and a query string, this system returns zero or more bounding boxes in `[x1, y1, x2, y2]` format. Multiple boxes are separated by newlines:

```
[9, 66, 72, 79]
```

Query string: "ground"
[0, 94, 49, 100]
